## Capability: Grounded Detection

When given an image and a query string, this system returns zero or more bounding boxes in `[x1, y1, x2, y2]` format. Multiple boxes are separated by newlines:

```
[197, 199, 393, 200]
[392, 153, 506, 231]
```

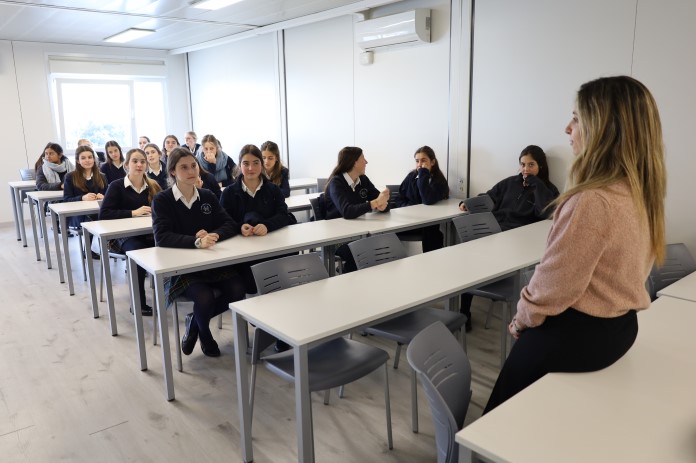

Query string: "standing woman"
[260, 140, 290, 198]
[100, 140, 126, 184]
[35, 142, 74, 191]
[144, 143, 168, 190]
[324, 146, 390, 272]
[63, 145, 107, 229]
[184, 131, 200, 154]
[152, 147, 246, 357]
[396, 145, 449, 252]
[195, 134, 238, 188]
[484, 76, 666, 413]
[220, 144, 296, 293]
[161, 134, 180, 165]
[99, 148, 161, 316]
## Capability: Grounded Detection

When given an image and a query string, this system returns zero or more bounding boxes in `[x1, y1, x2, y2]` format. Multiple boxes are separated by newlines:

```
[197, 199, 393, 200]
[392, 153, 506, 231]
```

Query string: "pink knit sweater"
[516, 181, 654, 328]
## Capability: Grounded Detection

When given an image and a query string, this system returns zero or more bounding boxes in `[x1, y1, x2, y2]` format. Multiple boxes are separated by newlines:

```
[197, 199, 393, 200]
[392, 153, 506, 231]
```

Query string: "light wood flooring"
[0, 221, 504, 462]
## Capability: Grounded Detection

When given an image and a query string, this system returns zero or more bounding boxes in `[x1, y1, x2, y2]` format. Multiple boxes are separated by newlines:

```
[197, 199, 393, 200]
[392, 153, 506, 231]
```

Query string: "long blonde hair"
[556, 76, 666, 263]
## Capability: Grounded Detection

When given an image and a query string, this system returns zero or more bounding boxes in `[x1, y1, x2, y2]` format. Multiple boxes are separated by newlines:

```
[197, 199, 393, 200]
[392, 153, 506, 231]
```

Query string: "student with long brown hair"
[35, 142, 74, 191]
[99, 148, 162, 316]
[100, 140, 126, 184]
[485, 76, 667, 413]
[63, 146, 107, 234]
[260, 140, 290, 198]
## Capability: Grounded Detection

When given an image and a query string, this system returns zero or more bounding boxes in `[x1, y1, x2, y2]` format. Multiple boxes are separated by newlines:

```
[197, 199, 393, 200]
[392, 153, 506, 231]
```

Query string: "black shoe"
[181, 313, 198, 356]
[129, 304, 153, 317]
[465, 318, 472, 333]
[200, 338, 221, 357]
[274, 340, 290, 352]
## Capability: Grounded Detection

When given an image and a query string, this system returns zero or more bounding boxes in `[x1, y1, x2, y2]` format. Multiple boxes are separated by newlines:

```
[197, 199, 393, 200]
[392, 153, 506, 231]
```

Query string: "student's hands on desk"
[195, 229, 219, 248]
[371, 188, 390, 211]
[132, 206, 151, 217]
[241, 223, 268, 236]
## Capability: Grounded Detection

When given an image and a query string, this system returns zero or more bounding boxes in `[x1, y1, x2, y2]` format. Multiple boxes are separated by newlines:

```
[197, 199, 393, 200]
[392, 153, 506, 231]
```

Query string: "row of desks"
[455, 270, 696, 463]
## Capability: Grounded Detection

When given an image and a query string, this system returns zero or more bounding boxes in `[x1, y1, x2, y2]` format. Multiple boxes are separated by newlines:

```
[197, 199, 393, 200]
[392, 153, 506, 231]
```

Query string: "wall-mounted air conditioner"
[355, 9, 431, 51]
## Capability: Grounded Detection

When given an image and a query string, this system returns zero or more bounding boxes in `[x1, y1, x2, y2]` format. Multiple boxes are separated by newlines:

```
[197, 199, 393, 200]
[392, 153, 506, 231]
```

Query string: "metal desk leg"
[52, 211, 65, 283]
[28, 197, 41, 261]
[233, 312, 254, 463]
[84, 231, 100, 319]
[101, 237, 118, 335]
[129, 257, 148, 371]
[154, 275, 174, 401]
[61, 215, 75, 295]
[458, 446, 474, 463]
[15, 188, 28, 246]
[294, 344, 314, 462]
[11, 186, 20, 241]
[41, 200, 52, 269]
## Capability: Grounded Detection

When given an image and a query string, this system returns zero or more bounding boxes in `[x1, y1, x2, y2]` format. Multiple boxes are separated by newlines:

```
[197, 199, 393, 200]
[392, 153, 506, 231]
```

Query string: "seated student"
[195, 134, 238, 188]
[396, 145, 450, 252]
[63, 145, 107, 237]
[220, 144, 296, 294]
[260, 140, 290, 198]
[77, 138, 105, 163]
[195, 159, 223, 200]
[161, 134, 180, 165]
[138, 135, 150, 150]
[324, 146, 390, 272]
[459, 144, 560, 331]
[184, 131, 201, 154]
[144, 143, 168, 190]
[152, 147, 246, 357]
[35, 142, 74, 191]
[100, 140, 126, 184]
[99, 148, 162, 316]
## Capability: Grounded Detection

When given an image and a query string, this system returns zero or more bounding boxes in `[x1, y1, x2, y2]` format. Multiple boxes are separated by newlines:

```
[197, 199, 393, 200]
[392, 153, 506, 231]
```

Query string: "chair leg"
[338, 384, 345, 398]
[323, 389, 331, 405]
[484, 299, 496, 329]
[393, 343, 403, 369]
[173, 302, 182, 372]
[384, 363, 393, 449]
[411, 368, 418, 433]
[217, 313, 223, 329]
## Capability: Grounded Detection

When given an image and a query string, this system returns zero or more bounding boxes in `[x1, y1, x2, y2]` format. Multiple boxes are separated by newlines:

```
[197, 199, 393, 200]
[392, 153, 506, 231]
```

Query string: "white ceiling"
[0, 0, 385, 52]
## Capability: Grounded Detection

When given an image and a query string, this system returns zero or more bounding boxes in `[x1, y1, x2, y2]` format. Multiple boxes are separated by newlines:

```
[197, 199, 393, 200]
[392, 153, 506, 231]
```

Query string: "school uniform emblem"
[359, 188, 368, 199]
[201, 203, 213, 214]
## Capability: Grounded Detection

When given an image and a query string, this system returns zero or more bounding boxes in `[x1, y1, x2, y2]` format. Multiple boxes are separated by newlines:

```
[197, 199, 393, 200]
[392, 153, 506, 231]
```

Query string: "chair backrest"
[647, 243, 696, 300]
[309, 195, 326, 221]
[407, 321, 472, 463]
[348, 233, 407, 270]
[452, 212, 501, 243]
[316, 177, 329, 192]
[461, 194, 494, 213]
[251, 252, 329, 296]
[19, 168, 35, 181]
[386, 184, 400, 209]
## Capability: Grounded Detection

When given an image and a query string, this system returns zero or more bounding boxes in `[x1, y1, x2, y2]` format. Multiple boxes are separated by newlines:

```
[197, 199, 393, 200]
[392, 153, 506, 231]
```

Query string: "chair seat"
[366, 308, 467, 345]
[467, 276, 515, 301]
[263, 338, 389, 392]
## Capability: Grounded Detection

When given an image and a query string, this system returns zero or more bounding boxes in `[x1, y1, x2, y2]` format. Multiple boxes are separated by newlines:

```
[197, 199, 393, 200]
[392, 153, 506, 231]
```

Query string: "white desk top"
[26, 190, 64, 200]
[285, 192, 319, 212]
[656, 270, 696, 302]
[81, 216, 153, 239]
[230, 220, 551, 347]
[288, 177, 317, 190]
[9, 180, 37, 188]
[49, 201, 100, 216]
[455, 295, 696, 463]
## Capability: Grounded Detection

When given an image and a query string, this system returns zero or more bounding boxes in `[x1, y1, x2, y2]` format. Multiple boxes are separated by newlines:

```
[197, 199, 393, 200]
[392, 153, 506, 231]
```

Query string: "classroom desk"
[49, 201, 100, 295]
[285, 192, 320, 212]
[656, 270, 696, 302]
[289, 177, 318, 193]
[82, 217, 153, 335]
[230, 220, 552, 463]
[26, 190, 64, 266]
[9, 180, 37, 246]
[455, 295, 696, 463]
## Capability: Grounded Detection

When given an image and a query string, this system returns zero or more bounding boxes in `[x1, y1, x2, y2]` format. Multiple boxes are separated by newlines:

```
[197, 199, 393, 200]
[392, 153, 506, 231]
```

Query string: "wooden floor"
[0, 221, 504, 462]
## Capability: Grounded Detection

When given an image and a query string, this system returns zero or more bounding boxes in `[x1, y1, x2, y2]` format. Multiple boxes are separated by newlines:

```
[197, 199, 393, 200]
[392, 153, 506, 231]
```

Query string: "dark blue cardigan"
[324, 174, 386, 220]
[219, 176, 295, 233]
[100, 162, 126, 185]
[63, 172, 107, 202]
[99, 178, 153, 220]
[397, 168, 449, 207]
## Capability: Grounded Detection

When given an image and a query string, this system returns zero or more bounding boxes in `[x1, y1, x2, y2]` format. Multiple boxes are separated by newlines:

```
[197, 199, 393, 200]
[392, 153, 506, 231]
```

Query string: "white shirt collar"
[148, 164, 161, 175]
[241, 177, 263, 198]
[172, 183, 200, 209]
[124, 175, 149, 194]
[343, 172, 360, 191]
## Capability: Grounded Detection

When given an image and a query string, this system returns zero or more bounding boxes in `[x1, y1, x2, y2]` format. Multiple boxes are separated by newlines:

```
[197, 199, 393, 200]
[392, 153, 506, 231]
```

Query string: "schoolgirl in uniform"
[144, 143, 168, 190]
[220, 144, 296, 293]
[99, 148, 162, 316]
[396, 145, 449, 252]
[138, 136, 150, 150]
[260, 140, 290, 198]
[161, 134, 180, 165]
[152, 147, 246, 357]
[35, 142, 74, 191]
[100, 140, 126, 184]
[63, 145, 107, 230]
[195, 134, 238, 188]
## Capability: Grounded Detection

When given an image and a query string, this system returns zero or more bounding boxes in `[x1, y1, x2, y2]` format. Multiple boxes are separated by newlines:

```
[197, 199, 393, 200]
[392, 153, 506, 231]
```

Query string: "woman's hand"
[96, 193, 104, 200]
[132, 206, 151, 217]
[371, 188, 390, 211]
[198, 233, 219, 248]
[459, 201, 468, 212]
[82, 192, 98, 201]
[252, 224, 268, 236]
[508, 318, 525, 340]
[240, 224, 254, 237]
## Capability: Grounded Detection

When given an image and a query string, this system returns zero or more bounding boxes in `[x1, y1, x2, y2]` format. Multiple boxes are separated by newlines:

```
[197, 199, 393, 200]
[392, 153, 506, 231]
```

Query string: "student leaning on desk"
[484, 76, 667, 413]
[99, 148, 162, 317]
[322, 146, 390, 273]
[152, 147, 246, 358]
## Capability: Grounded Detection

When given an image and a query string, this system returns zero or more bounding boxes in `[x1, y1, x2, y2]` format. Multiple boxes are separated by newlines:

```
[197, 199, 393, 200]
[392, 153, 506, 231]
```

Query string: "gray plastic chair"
[348, 233, 467, 433]
[19, 168, 35, 181]
[647, 243, 696, 300]
[309, 195, 325, 220]
[249, 253, 393, 449]
[316, 177, 328, 192]
[406, 321, 472, 463]
[461, 194, 494, 213]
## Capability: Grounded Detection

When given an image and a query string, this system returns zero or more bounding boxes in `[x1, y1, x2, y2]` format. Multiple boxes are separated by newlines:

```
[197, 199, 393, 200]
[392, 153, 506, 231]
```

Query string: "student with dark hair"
[220, 144, 296, 294]
[195, 134, 238, 187]
[459, 145, 560, 331]
[396, 145, 450, 252]
[152, 147, 245, 357]
[144, 143, 168, 190]
[99, 148, 162, 316]
[138, 136, 151, 150]
[100, 140, 126, 184]
[35, 142, 74, 191]
[323, 146, 390, 272]
[161, 134, 180, 164]
[63, 145, 107, 232]
[260, 140, 290, 198]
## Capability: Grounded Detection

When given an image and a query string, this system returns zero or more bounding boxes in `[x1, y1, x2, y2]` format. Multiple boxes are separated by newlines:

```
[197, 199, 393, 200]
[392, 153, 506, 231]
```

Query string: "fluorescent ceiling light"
[104, 28, 155, 43]
[192, 0, 244, 10]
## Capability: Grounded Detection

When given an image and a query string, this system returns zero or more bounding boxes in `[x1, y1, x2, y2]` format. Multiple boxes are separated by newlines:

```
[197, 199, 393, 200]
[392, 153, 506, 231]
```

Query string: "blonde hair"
[557, 76, 666, 263]
[125, 149, 161, 203]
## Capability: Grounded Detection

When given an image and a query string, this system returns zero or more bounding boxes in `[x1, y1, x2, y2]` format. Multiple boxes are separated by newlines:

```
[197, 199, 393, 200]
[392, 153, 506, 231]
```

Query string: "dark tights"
[182, 277, 246, 345]
[120, 236, 153, 307]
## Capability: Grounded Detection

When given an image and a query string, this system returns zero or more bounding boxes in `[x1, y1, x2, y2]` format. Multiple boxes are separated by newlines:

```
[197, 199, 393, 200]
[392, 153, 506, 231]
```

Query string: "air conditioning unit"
[355, 9, 431, 51]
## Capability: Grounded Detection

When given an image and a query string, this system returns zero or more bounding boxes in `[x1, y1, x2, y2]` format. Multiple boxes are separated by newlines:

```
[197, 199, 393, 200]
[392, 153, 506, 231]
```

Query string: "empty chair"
[406, 321, 472, 463]
[386, 184, 401, 209]
[647, 243, 696, 300]
[452, 211, 500, 241]
[348, 232, 467, 433]
[249, 253, 393, 449]
[19, 168, 36, 181]
[316, 177, 328, 192]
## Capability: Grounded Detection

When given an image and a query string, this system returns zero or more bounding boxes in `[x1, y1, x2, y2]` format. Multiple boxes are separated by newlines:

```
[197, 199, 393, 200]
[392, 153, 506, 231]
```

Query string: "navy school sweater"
[100, 162, 126, 185]
[63, 171, 107, 202]
[99, 178, 153, 220]
[219, 176, 295, 233]
[396, 168, 449, 207]
[324, 174, 387, 220]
